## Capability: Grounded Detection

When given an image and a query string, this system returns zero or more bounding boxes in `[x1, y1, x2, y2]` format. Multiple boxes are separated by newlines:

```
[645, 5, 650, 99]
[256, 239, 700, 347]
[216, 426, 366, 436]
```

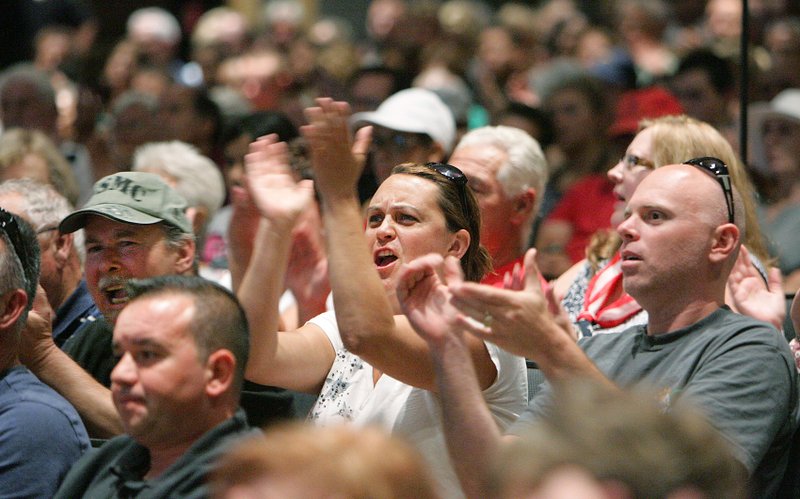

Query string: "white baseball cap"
[748, 88, 800, 171]
[351, 88, 456, 154]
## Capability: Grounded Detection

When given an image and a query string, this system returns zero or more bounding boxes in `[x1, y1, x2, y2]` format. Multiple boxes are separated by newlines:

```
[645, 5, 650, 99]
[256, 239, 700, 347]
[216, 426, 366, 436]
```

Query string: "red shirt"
[481, 255, 550, 292]
[546, 174, 616, 263]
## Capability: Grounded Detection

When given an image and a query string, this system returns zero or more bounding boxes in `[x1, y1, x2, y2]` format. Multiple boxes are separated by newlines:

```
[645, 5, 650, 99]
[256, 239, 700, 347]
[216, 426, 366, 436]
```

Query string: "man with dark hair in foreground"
[55, 275, 257, 498]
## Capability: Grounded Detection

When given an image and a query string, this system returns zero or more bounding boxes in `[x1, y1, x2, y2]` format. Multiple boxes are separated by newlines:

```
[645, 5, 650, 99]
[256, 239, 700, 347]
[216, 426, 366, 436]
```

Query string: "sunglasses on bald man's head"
[684, 156, 734, 224]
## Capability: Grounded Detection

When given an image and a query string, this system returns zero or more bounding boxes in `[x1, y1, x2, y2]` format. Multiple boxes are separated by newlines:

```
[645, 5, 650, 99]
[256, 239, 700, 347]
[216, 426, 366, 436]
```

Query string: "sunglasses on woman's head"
[425, 162, 467, 186]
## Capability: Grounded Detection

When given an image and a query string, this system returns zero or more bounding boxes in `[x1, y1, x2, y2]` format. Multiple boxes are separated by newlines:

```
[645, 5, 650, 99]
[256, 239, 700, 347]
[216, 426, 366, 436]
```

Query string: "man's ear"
[0, 289, 28, 331]
[710, 223, 740, 264]
[205, 349, 235, 398]
[173, 238, 197, 275]
[510, 188, 536, 225]
[447, 228, 470, 259]
[53, 233, 74, 267]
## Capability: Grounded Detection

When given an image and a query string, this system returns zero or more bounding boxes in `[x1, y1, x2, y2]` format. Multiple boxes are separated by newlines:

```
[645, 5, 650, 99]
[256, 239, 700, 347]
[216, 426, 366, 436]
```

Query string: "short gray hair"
[455, 126, 549, 243]
[0, 179, 84, 262]
[133, 141, 226, 222]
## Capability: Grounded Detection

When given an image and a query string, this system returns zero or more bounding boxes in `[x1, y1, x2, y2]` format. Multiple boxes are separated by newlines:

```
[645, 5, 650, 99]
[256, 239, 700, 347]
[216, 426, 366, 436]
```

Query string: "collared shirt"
[0, 366, 90, 497]
[54, 409, 257, 499]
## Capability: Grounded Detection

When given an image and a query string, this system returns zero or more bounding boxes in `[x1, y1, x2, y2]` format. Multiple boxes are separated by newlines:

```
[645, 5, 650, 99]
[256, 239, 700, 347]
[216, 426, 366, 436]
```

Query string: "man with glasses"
[351, 87, 455, 193]
[400, 161, 798, 498]
[0, 179, 98, 347]
[0, 208, 90, 497]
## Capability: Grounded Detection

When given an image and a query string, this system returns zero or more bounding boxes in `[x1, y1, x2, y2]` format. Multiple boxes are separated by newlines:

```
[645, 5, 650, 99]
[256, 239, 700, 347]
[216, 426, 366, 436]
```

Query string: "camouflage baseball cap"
[59, 172, 192, 234]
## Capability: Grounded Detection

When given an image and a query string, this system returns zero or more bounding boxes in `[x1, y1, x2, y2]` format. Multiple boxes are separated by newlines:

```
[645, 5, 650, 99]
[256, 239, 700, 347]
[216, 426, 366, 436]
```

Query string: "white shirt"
[307, 311, 528, 499]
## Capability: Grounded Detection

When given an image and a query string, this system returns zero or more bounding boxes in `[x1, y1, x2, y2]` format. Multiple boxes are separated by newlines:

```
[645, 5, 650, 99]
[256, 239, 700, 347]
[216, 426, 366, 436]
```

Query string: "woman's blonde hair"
[588, 115, 770, 270]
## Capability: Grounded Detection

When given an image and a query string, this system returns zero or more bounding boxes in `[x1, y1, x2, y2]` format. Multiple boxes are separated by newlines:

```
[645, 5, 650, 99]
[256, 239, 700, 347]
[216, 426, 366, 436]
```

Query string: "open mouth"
[104, 284, 129, 305]
[621, 251, 642, 262]
[374, 249, 398, 268]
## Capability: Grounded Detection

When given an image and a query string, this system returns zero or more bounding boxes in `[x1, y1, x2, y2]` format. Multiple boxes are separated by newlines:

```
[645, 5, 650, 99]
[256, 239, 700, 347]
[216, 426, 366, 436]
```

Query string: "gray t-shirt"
[511, 307, 799, 498]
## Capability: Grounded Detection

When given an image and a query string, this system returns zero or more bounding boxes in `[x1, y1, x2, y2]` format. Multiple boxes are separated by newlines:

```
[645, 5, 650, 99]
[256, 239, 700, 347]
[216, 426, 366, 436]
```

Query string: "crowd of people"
[0, 0, 799, 498]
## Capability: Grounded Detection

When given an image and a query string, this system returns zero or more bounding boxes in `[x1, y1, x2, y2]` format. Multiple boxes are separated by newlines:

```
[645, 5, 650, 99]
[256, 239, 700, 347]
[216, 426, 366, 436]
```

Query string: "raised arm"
[302, 98, 496, 391]
[283, 206, 330, 328]
[237, 135, 334, 393]
[400, 250, 613, 495]
[397, 253, 506, 497]
[226, 185, 261, 293]
[20, 286, 121, 438]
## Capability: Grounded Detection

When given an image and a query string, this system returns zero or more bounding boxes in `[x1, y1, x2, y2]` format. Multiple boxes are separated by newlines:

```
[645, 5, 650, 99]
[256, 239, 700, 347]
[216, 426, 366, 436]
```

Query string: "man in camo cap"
[58, 171, 196, 386]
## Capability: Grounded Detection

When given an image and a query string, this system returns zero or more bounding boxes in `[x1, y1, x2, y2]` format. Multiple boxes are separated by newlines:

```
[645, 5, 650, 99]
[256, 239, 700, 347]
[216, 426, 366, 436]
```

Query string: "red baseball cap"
[610, 86, 684, 137]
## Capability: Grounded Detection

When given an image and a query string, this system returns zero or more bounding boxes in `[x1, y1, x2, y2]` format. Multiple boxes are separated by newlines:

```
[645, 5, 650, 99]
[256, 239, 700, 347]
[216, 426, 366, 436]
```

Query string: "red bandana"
[577, 252, 642, 329]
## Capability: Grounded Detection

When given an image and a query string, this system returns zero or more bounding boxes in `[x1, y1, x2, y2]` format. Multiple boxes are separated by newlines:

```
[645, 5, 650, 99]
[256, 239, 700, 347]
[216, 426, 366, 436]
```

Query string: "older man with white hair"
[0, 179, 96, 347]
[448, 125, 548, 286]
[132, 141, 225, 242]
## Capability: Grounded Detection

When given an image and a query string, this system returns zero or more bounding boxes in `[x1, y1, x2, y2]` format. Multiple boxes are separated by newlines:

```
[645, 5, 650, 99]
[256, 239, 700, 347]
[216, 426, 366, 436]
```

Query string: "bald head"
[618, 164, 743, 311]
[632, 163, 744, 235]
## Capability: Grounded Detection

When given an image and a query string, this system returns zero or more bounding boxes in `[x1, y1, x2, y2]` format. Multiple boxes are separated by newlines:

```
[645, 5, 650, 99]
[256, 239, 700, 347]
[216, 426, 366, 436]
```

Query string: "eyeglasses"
[620, 154, 655, 171]
[372, 131, 427, 151]
[0, 208, 24, 264]
[425, 162, 468, 186]
[684, 156, 734, 224]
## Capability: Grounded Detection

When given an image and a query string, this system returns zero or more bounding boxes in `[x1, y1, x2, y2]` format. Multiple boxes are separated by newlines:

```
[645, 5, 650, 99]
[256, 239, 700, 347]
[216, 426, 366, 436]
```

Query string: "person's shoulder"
[53, 436, 139, 499]
[0, 367, 79, 417]
[305, 310, 342, 348]
[713, 307, 785, 342]
[0, 366, 87, 426]
[699, 308, 795, 369]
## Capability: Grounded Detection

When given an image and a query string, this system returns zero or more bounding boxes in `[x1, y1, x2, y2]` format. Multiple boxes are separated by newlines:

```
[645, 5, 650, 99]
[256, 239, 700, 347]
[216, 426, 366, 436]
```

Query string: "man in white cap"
[351, 87, 456, 184]
[748, 88, 800, 290]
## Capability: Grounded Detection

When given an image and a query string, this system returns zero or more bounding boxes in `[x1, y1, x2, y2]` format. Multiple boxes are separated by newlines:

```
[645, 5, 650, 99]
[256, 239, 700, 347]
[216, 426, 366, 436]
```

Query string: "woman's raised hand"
[244, 134, 314, 226]
[302, 98, 372, 201]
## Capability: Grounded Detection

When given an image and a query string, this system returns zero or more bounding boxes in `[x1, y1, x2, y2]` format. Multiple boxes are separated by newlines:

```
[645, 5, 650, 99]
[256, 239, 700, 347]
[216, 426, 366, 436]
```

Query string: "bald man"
[400, 161, 799, 498]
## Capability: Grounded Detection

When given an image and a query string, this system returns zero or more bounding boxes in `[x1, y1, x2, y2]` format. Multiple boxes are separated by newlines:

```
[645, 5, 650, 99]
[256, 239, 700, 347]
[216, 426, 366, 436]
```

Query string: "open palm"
[398, 254, 467, 346]
[245, 134, 314, 225]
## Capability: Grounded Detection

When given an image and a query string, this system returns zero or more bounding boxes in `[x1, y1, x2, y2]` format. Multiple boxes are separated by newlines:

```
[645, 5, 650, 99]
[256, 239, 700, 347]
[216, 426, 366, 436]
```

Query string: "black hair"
[223, 110, 299, 146]
[125, 275, 250, 393]
[500, 101, 555, 148]
[676, 49, 735, 95]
